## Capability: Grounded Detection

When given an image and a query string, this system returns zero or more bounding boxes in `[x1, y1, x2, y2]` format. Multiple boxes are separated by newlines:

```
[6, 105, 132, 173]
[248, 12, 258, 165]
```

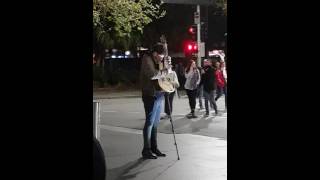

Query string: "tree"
[215, 0, 227, 16]
[93, 0, 165, 51]
[93, 0, 166, 87]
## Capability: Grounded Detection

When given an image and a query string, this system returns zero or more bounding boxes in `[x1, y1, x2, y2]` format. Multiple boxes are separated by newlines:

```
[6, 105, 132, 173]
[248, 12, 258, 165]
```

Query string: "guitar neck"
[160, 35, 170, 71]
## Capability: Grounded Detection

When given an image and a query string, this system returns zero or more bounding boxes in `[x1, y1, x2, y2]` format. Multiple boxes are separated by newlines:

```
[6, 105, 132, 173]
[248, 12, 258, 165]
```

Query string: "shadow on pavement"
[151, 160, 178, 180]
[189, 116, 214, 133]
[162, 111, 216, 134]
[163, 116, 192, 131]
[107, 158, 146, 180]
[107, 158, 178, 180]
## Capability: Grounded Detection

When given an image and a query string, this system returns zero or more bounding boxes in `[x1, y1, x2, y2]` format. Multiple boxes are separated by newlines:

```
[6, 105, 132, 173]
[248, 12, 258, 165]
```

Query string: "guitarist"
[140, 43, 167, 159]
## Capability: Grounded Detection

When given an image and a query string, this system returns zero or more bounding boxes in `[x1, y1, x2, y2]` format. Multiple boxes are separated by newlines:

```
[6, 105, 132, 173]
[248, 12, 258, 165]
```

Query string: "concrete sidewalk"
[98, 96, 227, 139]
[99, 125, 227, 180]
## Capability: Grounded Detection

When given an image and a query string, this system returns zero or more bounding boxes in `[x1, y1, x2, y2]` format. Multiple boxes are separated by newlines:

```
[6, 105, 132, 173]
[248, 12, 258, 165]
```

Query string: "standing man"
[199, 59, 218, 116]
[140, 43, 167, 159]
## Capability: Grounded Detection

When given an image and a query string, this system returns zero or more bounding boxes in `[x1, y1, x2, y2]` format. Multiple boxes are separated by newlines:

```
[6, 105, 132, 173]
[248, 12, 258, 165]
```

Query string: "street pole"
[197, 5, 201, 67]
[93, 100, 101, 141]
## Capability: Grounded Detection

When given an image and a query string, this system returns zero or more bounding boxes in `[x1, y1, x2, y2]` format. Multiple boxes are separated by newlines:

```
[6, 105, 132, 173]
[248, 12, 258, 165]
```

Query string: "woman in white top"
[162, 66, 180, 119]
[184, 60, 201, 118]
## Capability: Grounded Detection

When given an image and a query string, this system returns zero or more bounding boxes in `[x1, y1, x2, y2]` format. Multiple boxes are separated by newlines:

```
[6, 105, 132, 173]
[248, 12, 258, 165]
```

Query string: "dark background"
[1, 0, 318, 179]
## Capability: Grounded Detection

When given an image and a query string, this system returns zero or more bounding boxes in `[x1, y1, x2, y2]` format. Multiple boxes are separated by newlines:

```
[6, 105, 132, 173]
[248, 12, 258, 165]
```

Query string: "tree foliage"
[215, 0, 227, 16]
[93, 0, 166, 50]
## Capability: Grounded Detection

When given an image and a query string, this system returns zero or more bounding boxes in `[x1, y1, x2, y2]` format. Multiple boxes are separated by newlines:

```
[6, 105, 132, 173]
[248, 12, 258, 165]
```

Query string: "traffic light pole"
[197, 5, 201, 67]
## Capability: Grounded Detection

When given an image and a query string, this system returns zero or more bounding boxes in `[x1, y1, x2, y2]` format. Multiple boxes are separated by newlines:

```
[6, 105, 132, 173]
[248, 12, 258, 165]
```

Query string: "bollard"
[93, 100, 101, 141]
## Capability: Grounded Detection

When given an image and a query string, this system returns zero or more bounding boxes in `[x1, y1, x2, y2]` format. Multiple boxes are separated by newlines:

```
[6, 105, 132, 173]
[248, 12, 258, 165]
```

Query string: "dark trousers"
[186, 89, 197, 113]
[164, 92, 175, 115]
[204, 90, 218, 113]
[216, 86, 227, 107]
[142, 92, 164, 152]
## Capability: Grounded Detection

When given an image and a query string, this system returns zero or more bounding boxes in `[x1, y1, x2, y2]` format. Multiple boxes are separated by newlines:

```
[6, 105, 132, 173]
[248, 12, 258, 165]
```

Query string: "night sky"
[142, 4, 226, 52]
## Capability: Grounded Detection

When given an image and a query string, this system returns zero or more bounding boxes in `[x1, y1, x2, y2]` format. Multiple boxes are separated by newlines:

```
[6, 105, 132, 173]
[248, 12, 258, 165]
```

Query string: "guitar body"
[158, 77, 175, 93]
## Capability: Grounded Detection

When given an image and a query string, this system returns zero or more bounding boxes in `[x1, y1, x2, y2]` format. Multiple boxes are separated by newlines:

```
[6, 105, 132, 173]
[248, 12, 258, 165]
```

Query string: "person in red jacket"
[214, 61, 227, 110]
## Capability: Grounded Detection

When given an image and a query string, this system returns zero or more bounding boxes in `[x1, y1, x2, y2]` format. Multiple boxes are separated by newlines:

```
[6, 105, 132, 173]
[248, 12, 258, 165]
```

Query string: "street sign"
[194, 12, 200, 24]
[162, 0, 215, 5]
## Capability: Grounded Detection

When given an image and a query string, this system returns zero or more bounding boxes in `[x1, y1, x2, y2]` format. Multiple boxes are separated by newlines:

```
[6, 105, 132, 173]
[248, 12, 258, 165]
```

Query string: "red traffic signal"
[188, 26, 196, 34]
[193, 44, 197, 51]
[187, 43, 197, 51]
[184, 41, 198, 56]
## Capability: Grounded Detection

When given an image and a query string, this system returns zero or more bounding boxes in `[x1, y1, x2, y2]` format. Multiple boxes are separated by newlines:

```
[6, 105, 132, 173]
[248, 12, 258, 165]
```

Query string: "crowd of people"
[161, 55, 227, 119]
[139, 43, 227, 159]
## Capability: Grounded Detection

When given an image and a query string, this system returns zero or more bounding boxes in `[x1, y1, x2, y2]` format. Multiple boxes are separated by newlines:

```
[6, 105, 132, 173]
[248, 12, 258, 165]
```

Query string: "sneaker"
[205, 112, 209, 117]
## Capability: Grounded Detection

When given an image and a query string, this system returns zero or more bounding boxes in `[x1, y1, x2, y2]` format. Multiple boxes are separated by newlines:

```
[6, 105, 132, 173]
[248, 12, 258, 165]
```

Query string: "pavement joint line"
[102, 110, 117, 113]
[102, 111, 143, 114]
[100, 124, 142, 135]
[99, 124, 227, 142]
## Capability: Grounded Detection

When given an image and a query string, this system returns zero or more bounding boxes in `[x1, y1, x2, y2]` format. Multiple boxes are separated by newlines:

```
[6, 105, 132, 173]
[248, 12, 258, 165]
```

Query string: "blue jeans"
[142, 91, 164, 151]
[203, 90, 218, 114]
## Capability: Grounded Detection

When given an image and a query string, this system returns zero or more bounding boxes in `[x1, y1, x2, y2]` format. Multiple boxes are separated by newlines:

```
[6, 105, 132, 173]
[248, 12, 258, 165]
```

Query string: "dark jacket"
[140, 53, 161, 96]
[200, 66, 216, 92]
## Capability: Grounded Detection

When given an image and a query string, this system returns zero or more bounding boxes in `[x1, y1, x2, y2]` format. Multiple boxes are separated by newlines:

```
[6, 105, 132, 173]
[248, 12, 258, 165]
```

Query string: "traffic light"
[184, 41, 198, 57]
[187, 42, 197, 52]
[188, 25, 197, 40]
[187, 43, 197, 51]
[188, 24, 208, 41]
[188, 26, 196, 35]
[192, 43, 197, 51]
